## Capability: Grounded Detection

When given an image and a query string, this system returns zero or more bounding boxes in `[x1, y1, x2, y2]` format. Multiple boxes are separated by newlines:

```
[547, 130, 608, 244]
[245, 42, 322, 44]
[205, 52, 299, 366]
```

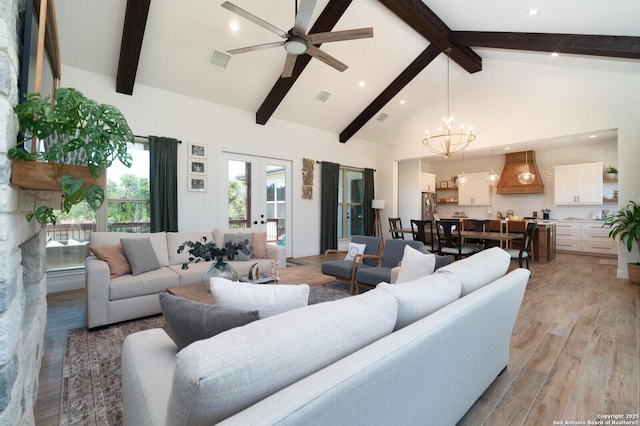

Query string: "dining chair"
[410, 219, 439, 253]
[435, 219, 476, 260]
[463, 219, 490, 253]
[503, 222, 537, 269]
[505, 220, 534, 260]
[388, 218, 404, 240]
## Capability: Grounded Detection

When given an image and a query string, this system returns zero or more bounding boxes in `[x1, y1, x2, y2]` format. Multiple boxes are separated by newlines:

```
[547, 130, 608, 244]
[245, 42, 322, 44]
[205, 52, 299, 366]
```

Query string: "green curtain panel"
[320, 161, 340, 253]
[363, 168, 375, 236]
[149, 136, 179, 232]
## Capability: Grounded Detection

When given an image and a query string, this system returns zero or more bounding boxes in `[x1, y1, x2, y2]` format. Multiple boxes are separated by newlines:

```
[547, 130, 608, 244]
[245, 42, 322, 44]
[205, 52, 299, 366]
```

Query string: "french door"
[219, 152, 292, 257]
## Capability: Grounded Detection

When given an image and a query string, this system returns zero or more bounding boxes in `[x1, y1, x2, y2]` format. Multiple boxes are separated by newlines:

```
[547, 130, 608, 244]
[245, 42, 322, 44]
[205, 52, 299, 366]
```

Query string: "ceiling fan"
[221, 0, 373, 78]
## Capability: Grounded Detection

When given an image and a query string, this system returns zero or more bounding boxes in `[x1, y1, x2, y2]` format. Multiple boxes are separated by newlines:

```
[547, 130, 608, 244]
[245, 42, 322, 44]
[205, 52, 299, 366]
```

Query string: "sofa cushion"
[167, 232, 214, 265]
[90, 232, 170, 267]
[89, 244, 131, 278]
[121, 237, 161, 276]
[356, 267, 394, 286]
[109, 267, 179, 301]
[252, 232, 268, 259]
[435, 247, 510, 296]
[167, 288, 398, 425]
[223, 232, 254, 260]
[209, 278, 309, 318]
[213, 227, 256, 248]
[159, 292, 259, 351]
[396, 245, 436, 283]
[378, 273, 462, 330]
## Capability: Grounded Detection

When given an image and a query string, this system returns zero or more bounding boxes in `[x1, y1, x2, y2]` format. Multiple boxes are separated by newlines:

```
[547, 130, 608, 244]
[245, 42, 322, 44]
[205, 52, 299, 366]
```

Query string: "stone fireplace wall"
[0, 1, 49, 424]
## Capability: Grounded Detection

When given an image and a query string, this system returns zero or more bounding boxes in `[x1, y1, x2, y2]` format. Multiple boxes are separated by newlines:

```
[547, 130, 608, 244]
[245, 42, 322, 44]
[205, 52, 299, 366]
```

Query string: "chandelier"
[485, 149, 501, 186]
[518, 144, 536, 185]
[422, 48, 476, 158]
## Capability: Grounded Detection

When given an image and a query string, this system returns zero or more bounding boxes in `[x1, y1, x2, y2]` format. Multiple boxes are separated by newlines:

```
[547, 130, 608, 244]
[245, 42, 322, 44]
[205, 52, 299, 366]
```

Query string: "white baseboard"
[47, 269, 85, 293]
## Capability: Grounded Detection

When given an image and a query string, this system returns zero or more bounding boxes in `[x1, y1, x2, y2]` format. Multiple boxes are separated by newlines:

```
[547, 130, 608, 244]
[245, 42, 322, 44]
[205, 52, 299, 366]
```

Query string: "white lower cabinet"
[556, 221, 617, 255]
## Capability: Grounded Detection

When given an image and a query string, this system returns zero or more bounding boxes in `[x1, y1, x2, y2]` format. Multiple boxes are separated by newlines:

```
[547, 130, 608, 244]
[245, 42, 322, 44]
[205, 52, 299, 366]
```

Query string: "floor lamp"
[371, 199, 385, 241]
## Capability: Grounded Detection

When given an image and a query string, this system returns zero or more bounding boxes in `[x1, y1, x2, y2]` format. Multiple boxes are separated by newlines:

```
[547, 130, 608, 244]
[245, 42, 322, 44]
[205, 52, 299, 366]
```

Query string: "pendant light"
[457, 153, 469, 188]
[517, 144, 536, 185]
[485, 149, 501, 186]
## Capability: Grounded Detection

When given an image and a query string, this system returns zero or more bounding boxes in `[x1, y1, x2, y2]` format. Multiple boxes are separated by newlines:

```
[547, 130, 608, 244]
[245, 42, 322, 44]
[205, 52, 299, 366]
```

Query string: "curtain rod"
[134, 135, 183, 144]
[316, 161, 376, 172]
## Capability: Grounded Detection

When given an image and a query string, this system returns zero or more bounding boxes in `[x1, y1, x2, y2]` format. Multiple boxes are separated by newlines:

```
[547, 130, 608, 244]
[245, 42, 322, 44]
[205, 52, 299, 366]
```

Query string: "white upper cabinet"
[553, 162, 603, 205]
[420, 173, 436, 193]
[458, 172, 491, 205]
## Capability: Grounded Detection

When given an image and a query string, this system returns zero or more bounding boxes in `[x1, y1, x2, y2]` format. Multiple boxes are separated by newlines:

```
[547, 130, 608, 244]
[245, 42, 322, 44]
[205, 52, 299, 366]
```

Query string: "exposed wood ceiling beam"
[255, 0, 354, 125]
[340, 44, 441, 143]
[378, 0, 481, 74]
[116, 0, 151, 95]
[451, 32, 640, 60]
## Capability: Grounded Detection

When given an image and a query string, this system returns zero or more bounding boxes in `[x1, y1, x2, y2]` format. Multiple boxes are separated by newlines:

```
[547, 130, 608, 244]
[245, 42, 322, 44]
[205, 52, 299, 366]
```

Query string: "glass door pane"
[227, 160, 250, 229]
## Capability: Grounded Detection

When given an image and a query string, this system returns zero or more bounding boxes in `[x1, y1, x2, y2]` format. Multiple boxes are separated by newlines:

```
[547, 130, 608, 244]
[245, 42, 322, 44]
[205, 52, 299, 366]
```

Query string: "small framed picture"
[188, 142, 207, 158]
[188, 159, 207, 175]
[188, 176, 207, 192]
[440, 181, 448, 188]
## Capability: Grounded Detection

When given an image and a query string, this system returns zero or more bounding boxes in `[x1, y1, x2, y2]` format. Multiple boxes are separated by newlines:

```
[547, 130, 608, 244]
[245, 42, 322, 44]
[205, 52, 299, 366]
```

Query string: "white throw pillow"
[209, 278, 310, 318]
[396, 245, 436, 283]
[378, 273, 462, 330]
[344, 242, 366, 261]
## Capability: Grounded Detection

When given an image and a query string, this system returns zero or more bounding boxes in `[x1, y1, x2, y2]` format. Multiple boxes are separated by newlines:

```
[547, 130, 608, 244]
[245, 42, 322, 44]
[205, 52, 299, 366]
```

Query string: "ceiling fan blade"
[306, 45, 348, 72]
[281, 54, 297, 78]
[221, 1, 287, 39]
[306, 28, 374, 44]
[293, 0, 317, 36]
[227, 41, 284, 55]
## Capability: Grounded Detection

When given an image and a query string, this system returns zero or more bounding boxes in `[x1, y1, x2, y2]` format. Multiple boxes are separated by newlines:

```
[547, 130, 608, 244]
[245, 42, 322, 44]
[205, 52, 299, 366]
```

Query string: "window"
[338, 168, 364, 238]
[45, 142, 150, 272]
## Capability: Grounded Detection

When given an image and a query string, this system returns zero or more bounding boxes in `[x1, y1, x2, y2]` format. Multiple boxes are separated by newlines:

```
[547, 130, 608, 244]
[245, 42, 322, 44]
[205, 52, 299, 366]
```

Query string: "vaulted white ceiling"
[54, 0, 640, 146]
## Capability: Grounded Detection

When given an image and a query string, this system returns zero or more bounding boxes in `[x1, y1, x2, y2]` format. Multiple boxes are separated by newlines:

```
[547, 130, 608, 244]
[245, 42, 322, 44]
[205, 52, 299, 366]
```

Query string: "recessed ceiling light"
[400, 99, 405, 105]
[505, 147, 511, 150]
[359, 81, 365, 88]
[551, 52, 559, 57]
[527, 8, 539, 15]
[230, 21, 239, 32]
[589, 135, 597, 139]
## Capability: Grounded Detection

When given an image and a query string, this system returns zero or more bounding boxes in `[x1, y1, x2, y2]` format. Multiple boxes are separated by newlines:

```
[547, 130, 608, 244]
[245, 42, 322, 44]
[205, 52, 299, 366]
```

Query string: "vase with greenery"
[605, 165, 618, 179]
[9, 87, 133, 225]
[177, 236, 252, 290]
[603, 200, 640, 284]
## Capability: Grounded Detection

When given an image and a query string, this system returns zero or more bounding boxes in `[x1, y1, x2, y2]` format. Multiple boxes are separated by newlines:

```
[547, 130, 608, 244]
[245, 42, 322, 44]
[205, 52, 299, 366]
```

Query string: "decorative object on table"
[604, 165, 618, 180]
[9, 87, 133, 225]
[517, 145, 536, 185]
[602, 200, 640, 284]
[422, 48, 475, 158]
[302, 157, 314, 200]
[542, 208, 551, 220]
[270, 259, 280, 281]
[177, 236, 252, 290]
[247, 263, 260, 280]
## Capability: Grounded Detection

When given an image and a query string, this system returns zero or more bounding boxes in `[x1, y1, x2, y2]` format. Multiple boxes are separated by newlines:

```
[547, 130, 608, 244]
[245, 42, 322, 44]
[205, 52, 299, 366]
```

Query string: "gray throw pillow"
[159, 293, 259, 351]
[120, 237, 161, 276]
[223, 233, 254, 261]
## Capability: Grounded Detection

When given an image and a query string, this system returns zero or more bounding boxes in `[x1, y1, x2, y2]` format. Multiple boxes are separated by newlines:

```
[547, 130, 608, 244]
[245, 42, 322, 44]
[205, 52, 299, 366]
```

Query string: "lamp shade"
[371, 199, 385, 210]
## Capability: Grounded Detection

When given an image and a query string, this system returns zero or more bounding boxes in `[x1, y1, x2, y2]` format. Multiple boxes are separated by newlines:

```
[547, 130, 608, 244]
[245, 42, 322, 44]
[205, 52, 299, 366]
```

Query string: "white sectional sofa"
[121, 248, 530, 425]
[85, 228, 286, 329]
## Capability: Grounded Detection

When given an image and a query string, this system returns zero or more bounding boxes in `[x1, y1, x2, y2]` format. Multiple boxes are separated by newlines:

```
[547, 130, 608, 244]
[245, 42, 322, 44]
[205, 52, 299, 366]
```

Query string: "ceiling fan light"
[284, 37, 308, 55]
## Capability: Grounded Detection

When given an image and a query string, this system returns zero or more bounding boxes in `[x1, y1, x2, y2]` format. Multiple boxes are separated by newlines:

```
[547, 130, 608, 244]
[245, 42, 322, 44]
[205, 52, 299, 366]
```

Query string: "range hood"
[496, 150, 544, 194]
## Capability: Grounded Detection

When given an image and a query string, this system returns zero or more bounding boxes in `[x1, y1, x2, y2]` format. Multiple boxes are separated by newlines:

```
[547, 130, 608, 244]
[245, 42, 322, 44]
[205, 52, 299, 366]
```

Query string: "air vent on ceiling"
[376, 113, 389, 122]
[208, 50, 231, 69]
[315, 90, 332, 102]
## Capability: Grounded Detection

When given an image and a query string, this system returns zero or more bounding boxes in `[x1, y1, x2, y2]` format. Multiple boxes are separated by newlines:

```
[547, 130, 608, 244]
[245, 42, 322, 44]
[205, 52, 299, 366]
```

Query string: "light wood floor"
[34, 253, 639, 425]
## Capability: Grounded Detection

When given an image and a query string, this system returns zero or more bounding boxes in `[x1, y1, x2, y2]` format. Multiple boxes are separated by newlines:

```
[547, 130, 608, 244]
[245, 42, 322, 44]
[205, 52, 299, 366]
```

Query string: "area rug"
[60, 281, 350, 425]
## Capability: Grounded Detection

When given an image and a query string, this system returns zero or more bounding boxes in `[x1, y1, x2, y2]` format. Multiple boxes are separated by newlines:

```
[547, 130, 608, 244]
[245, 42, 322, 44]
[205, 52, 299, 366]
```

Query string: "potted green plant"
[178, 236, 252, 290]
[9, 87, 133, 225]
[603, 200, 640, 284]
[605, 165, 618, 179]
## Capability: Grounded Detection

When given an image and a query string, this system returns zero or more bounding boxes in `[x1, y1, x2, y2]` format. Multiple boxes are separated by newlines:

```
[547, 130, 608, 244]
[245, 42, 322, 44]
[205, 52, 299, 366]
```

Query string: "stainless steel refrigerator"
[421, 192, 437, 221]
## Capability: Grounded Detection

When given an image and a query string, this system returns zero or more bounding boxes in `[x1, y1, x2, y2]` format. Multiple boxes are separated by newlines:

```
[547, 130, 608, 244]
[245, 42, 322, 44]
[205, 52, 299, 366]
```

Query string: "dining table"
[390, 228, 523, 250]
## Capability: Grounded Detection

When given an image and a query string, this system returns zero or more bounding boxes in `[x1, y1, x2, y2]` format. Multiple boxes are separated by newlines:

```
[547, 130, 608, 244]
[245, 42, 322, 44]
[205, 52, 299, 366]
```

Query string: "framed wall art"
[188, 142, 207, 158]
[188, 159, 207, 175]
[188, 176, 207, 192]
